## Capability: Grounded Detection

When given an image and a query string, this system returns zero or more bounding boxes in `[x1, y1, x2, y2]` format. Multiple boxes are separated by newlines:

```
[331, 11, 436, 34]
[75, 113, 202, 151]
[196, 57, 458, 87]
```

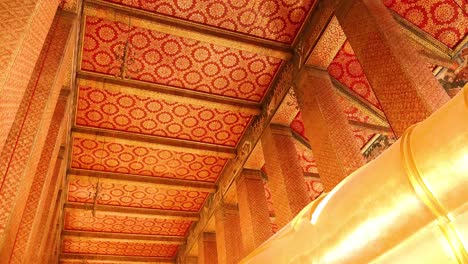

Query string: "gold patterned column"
[236, 169, 273, 256]
[261, 125, 310, 228]
[296, 66, 365, 191]
[333, 0, 450, 136]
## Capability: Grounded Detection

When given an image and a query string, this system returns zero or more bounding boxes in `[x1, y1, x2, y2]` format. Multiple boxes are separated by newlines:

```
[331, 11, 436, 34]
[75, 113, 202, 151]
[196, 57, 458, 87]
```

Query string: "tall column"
[214, 204, 242, 264]
[9, 88, 69, 263]
[296, 67, 365, 191]
[198, 232, 218, 264]
[0, 0, 61, 153]
[0, 10, 74, 253]
[236, 169, 273, 256]
[333, 0, 450, 136]
[261, 125, 310, 228]
[187, 256, 198, 264]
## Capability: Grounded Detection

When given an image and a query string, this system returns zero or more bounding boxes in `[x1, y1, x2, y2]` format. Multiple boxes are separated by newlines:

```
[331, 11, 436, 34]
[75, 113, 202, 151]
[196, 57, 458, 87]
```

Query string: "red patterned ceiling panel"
[71, 136, 227, 182]
[304, 177, 324, 200]
[81, 16, 282, 101]
[328, 41, 382, 109]
[262, 179, 275, 216]
[290, 111, 307, 139]
[76, 83, 252, 147]
[352, 128, 377, 149]
[384, 0, 467, 48]
[336, 95, 388, 127]
[64, 209, 192, 236]
[101, 0, 315, 43]
[67, 176, 209, 212]
[295, 143, 318, 175]
[62, 236, 178, 257]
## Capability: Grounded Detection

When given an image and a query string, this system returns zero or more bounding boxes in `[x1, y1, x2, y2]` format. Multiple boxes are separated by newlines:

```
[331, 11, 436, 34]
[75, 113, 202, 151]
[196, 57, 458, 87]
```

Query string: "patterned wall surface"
[384, 0, 467, 48]
[306, 16, 346, 69]
[62, 236, 179, 257]
[81, 16, 283, 101]
[351, 128, 377, 149]
[328, 41, 382, 109]
[67, 176, 209, 212]
[295, 141, 318, 174]
[71, 136, 228, 182]
[101, 0, 315, 43]
[64, 208, 192, 236]
[76, 84, 252, 147]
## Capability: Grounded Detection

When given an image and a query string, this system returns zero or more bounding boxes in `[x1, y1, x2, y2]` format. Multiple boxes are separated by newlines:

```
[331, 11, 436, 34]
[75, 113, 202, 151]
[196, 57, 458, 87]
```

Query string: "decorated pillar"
[186, 256, 198, 264]
[0, 0, 61, 153]
[214, 204, 242, 264]
[332, 0, 450, 135]
[296, 67, 365, 191]
[0, 10, 74, 254]
[236, 169, 273, 256]
[9, 88, 70, 263]
[261, 125, 310, 228]
[198, 232, 218, 264]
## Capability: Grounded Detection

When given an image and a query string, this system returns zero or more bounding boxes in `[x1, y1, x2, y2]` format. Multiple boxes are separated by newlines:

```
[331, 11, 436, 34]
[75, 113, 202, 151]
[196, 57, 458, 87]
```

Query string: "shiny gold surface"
[241, 85, 468, 264]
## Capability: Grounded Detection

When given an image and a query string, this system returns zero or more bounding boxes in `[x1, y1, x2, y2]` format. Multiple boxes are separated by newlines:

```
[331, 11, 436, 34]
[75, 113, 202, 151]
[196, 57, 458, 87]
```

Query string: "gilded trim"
[463, 84, 468, 109]
[401, 125, 468, 263]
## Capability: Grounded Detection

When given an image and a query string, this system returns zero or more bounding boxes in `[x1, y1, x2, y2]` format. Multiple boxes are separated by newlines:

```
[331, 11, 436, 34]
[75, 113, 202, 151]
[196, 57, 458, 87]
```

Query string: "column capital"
[59, 86, 71, 97]
[298, 65, 330, 81]
[201, 232, 217, 242]
[236, 169, 263, 184]
[269, 124, 293, 136]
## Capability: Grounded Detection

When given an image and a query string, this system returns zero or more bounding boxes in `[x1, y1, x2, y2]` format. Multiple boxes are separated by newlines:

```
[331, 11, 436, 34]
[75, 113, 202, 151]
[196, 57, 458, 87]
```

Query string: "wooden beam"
[60, 253, 174, 263]
[65, 203, 200, 221]
[331, 77, 388, 124]
[68, 169, 216, 193]
[389, 10, 453, 57]
[77, 72, 262, 115]
[348, 120, 392, 134]
[62, 231, 185, 244]
[72, 126, 236, 159]
[84, 0, 292, 60]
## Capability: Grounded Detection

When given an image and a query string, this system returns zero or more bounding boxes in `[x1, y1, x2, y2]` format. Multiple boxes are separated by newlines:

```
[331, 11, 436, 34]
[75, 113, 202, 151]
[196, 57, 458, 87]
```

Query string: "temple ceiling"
[60, 0, 467, 262]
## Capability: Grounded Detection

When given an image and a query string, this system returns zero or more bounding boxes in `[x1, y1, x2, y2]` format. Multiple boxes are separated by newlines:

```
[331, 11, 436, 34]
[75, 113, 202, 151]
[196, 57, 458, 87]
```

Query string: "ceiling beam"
[68, 169, 217, 193]
[72, 126, 236, 159]
[62, 231, 185, 244]
[348, 120, 392, 134]
[331, 77, 388, 124]
[65, 203, 200, 221]
[77, 72, 262, 116]
[60, 253, 174, 263]
[84, 0, 292, 60]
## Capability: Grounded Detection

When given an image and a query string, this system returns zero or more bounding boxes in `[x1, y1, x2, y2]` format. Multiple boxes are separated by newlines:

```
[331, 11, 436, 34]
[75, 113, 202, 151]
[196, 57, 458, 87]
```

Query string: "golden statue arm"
[241, 85, 468, 264]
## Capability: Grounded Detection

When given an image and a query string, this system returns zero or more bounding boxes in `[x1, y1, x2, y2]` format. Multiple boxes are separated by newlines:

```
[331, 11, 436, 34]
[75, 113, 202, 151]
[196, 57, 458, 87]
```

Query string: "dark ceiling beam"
[72, 126, 236, 159]
[330, 77, 388, 123]
[65, 203, 200, 221]
[60, 253, 174, 263]
[68, 169, 217, 193]
[348, 120, 392, 134]
[62, 230, 185, 244]
[77, 71, 262, 116]
[84, 0, 292, 60]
